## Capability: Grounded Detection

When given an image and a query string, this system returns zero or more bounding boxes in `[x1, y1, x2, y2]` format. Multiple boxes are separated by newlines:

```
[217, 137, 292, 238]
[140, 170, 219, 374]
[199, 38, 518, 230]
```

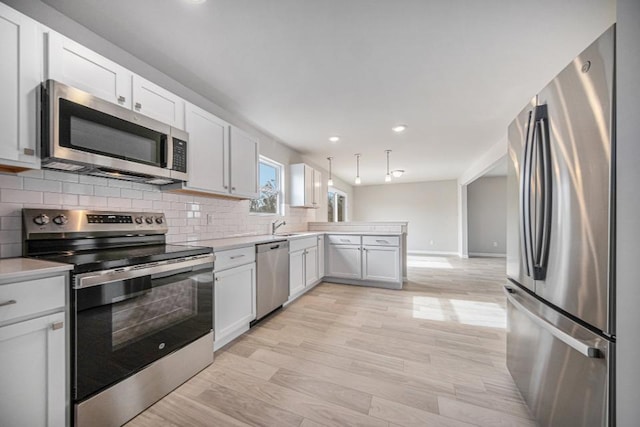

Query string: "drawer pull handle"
[51, 321, 64, 331]
[376, 240, 389, 244]
[0, 299, 17, 308]
[340, 239, 350, 242]
[230, 255, 246, 260]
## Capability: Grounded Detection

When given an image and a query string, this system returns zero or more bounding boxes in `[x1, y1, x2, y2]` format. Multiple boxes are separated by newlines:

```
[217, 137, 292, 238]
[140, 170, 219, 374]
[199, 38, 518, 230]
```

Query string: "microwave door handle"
[520, 110, 535, 277]
[165, 134, 172, 169]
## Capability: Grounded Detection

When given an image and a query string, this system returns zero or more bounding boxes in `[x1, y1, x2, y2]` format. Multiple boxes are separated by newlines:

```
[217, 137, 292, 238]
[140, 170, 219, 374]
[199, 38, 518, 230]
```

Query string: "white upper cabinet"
[313, 169, 322, 206]
[132, 76, 184, 129]
[182, 103, 229, 194]
[229, 126, 259, 199]
[47, 31, 132, 108]
[0, 4, 40, 168]
[290, 163, 320, 208]
[47, 31, 186, 129]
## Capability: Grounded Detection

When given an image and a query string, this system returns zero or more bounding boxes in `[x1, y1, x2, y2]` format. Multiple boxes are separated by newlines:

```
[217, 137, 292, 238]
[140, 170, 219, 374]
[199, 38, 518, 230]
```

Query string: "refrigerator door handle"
[504, 286, 601, 358]
[520, 110, 535, 277]
[533, 105, 553, 280]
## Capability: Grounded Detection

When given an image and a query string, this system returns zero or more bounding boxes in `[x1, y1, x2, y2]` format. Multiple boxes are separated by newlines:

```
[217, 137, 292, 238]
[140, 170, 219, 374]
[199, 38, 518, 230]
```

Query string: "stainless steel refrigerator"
[506, 25, 615, 426]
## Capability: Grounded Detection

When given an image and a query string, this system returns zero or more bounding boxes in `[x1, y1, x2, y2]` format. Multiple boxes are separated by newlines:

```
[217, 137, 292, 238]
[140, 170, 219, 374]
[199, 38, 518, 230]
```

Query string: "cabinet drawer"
[215, 246, 255, 271]
[289, 237, 317, 253]
[362, 236, 400, 247]
[327, 235, 362, 245]
[0, 275, 66, 325]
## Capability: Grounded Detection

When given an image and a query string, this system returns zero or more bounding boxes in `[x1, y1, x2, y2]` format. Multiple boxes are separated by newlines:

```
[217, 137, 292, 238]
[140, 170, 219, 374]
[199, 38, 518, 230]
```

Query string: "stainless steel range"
[23, 209, 214, 427]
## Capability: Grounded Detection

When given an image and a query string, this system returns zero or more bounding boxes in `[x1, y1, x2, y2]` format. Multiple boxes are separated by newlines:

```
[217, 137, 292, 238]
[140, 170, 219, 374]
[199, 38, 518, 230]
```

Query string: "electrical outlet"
[492, 241, 498, 247]
[429, 240, 434, 245]
[207, 214, 214, 224]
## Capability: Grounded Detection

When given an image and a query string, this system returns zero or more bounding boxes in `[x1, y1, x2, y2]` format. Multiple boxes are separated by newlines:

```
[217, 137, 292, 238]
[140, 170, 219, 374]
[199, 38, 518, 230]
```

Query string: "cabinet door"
[304, 165, 314, 206]
[305, 246, 319, 286]
[47, 31, 132, 108]
[132, 76, 185, 129]
[363, 245, 400, 283]
[184, 103, 229, 194]
[0, 4, 40, 167]
[0, 312, 65, 427]
[327, 244, 362, 279]
[214, 263, 256, 348]
[289, 249, 305, 297]
[229, 126, 259, 199]
[317, 235, 325, 279]
[313, 169, 322, 207]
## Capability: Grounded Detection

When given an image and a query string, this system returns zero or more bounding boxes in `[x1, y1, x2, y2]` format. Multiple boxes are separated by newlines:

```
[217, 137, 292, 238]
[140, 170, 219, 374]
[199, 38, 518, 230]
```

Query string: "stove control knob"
[135, 216, 144, 224]
[53, 214, 68, 225]
[33, 214, 50, 226]
[145, 216, 154, 224]
[155, 216, 164, 225]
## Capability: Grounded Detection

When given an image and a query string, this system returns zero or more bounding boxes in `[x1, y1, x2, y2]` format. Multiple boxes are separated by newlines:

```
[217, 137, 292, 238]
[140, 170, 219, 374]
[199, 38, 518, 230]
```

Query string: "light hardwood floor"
[127, 256, 536, 427]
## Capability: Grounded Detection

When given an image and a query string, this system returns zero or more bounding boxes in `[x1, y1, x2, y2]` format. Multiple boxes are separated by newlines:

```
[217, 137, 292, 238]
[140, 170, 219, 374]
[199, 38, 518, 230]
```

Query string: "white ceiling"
[42, 0, 615, 185]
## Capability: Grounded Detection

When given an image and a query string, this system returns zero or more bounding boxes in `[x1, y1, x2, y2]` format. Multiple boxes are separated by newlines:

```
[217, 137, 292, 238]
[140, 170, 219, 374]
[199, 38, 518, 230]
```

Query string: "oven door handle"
[75, 254, 214, 289]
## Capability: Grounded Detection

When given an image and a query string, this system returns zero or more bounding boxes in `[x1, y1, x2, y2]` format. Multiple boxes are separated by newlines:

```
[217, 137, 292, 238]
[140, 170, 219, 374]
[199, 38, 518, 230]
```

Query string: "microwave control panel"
[172, 139, 187, 173]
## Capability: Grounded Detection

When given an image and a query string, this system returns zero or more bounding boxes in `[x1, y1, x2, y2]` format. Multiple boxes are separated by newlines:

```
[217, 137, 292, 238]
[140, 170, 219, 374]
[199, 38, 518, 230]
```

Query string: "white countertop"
[179, 231, 403, 252]
[0, 258, 73, 283]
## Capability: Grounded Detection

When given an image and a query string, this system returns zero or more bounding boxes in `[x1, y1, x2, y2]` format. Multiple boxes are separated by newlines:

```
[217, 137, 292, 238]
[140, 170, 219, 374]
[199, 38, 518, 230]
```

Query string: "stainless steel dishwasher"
[254, 240, 289, 322]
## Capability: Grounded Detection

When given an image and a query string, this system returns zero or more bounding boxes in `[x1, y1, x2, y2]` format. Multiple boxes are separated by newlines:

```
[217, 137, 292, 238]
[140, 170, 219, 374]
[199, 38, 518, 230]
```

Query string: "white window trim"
[250, 155, 285, 216]
[328, 186, 348, 222]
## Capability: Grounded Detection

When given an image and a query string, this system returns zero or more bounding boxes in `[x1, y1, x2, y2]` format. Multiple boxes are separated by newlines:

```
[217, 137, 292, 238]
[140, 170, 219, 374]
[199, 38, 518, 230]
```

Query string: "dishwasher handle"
[256, 241, 289, 253]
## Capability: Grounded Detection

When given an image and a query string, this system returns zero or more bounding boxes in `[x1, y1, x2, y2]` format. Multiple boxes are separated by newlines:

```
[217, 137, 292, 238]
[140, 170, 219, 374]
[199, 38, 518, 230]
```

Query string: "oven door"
[73, 254, 213, 401]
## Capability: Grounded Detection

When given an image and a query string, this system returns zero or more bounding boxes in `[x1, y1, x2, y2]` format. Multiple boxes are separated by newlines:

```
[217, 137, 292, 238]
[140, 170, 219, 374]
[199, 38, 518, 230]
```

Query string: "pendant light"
[385, 150, 392, 182]
[354, 154, 361, 185]
[327, 157, 334, 187]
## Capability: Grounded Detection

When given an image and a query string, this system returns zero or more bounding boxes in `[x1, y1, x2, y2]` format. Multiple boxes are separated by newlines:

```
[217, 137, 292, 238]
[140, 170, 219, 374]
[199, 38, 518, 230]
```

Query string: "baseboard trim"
[468, 252, 506, 258]
[408, 250, 459, 256]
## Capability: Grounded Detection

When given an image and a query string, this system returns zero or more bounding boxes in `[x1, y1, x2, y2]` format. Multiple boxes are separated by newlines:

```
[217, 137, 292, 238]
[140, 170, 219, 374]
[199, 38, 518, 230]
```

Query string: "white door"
[327, 244, 362, 279]
[312, 169, 322, 207]
[304, 246, 319, 286]
[0, 312, 65, 427]
[229, 126, 259, 198]
[47, 31, 132, 108]
[289, 249, 305, 297]
[214, 263, 256, 349]
[0, 4, 40, 167]
[184, 103, 229, 194]
[317, 235, 325, 279]
[132, 76, 185, 129]
[363, 246, 400, 283]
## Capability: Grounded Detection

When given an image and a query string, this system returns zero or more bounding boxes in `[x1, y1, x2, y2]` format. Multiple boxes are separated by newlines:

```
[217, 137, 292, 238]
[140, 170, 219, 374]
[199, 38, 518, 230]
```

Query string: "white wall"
[616, 0, 640, 424]
[467, 176, 506, 255]
[352, 180, 458, 254]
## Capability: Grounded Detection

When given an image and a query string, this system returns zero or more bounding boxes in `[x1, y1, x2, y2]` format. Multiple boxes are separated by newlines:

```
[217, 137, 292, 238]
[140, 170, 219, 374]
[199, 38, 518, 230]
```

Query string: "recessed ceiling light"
[329, 136, 340, 143]
[392, 125, 407, 133]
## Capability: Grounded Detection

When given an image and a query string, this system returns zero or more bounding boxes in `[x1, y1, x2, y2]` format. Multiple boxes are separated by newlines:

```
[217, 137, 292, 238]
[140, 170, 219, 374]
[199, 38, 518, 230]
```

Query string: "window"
[250, 156, 283, 215]
[328, 188, 347, 222]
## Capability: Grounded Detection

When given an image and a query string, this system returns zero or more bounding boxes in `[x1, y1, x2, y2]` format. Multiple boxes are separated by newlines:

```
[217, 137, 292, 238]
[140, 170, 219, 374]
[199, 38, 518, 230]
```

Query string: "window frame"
[250, 155, 284, 216]
[328, 186, 348, 222]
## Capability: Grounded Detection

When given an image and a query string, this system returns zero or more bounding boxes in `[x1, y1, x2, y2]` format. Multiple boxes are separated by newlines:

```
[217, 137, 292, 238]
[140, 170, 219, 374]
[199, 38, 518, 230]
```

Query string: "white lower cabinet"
[0, 271, 68, 427]
[288, 237, 321, 301]
[326, 234, 402, 288]
[0, 312, 66, 427]
[289, 249, 305, 297]
[214, 261, 256, 351]
[327, 244, 362, 279]
[317, 235, 325, 279]
[363, 245, 400, 283]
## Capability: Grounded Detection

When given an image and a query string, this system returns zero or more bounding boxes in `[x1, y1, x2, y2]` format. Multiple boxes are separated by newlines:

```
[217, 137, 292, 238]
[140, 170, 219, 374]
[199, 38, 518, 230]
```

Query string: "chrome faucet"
[271, 220, 286, 235]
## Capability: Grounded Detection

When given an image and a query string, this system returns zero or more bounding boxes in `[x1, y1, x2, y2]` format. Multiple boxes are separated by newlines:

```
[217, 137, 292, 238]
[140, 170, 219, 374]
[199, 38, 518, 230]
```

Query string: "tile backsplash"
[0, 169, 315, 258]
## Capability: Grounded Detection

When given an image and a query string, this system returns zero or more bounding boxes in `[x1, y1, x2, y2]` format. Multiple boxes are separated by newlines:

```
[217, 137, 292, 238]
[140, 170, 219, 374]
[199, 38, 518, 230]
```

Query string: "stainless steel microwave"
[41, 80, 188, 185]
